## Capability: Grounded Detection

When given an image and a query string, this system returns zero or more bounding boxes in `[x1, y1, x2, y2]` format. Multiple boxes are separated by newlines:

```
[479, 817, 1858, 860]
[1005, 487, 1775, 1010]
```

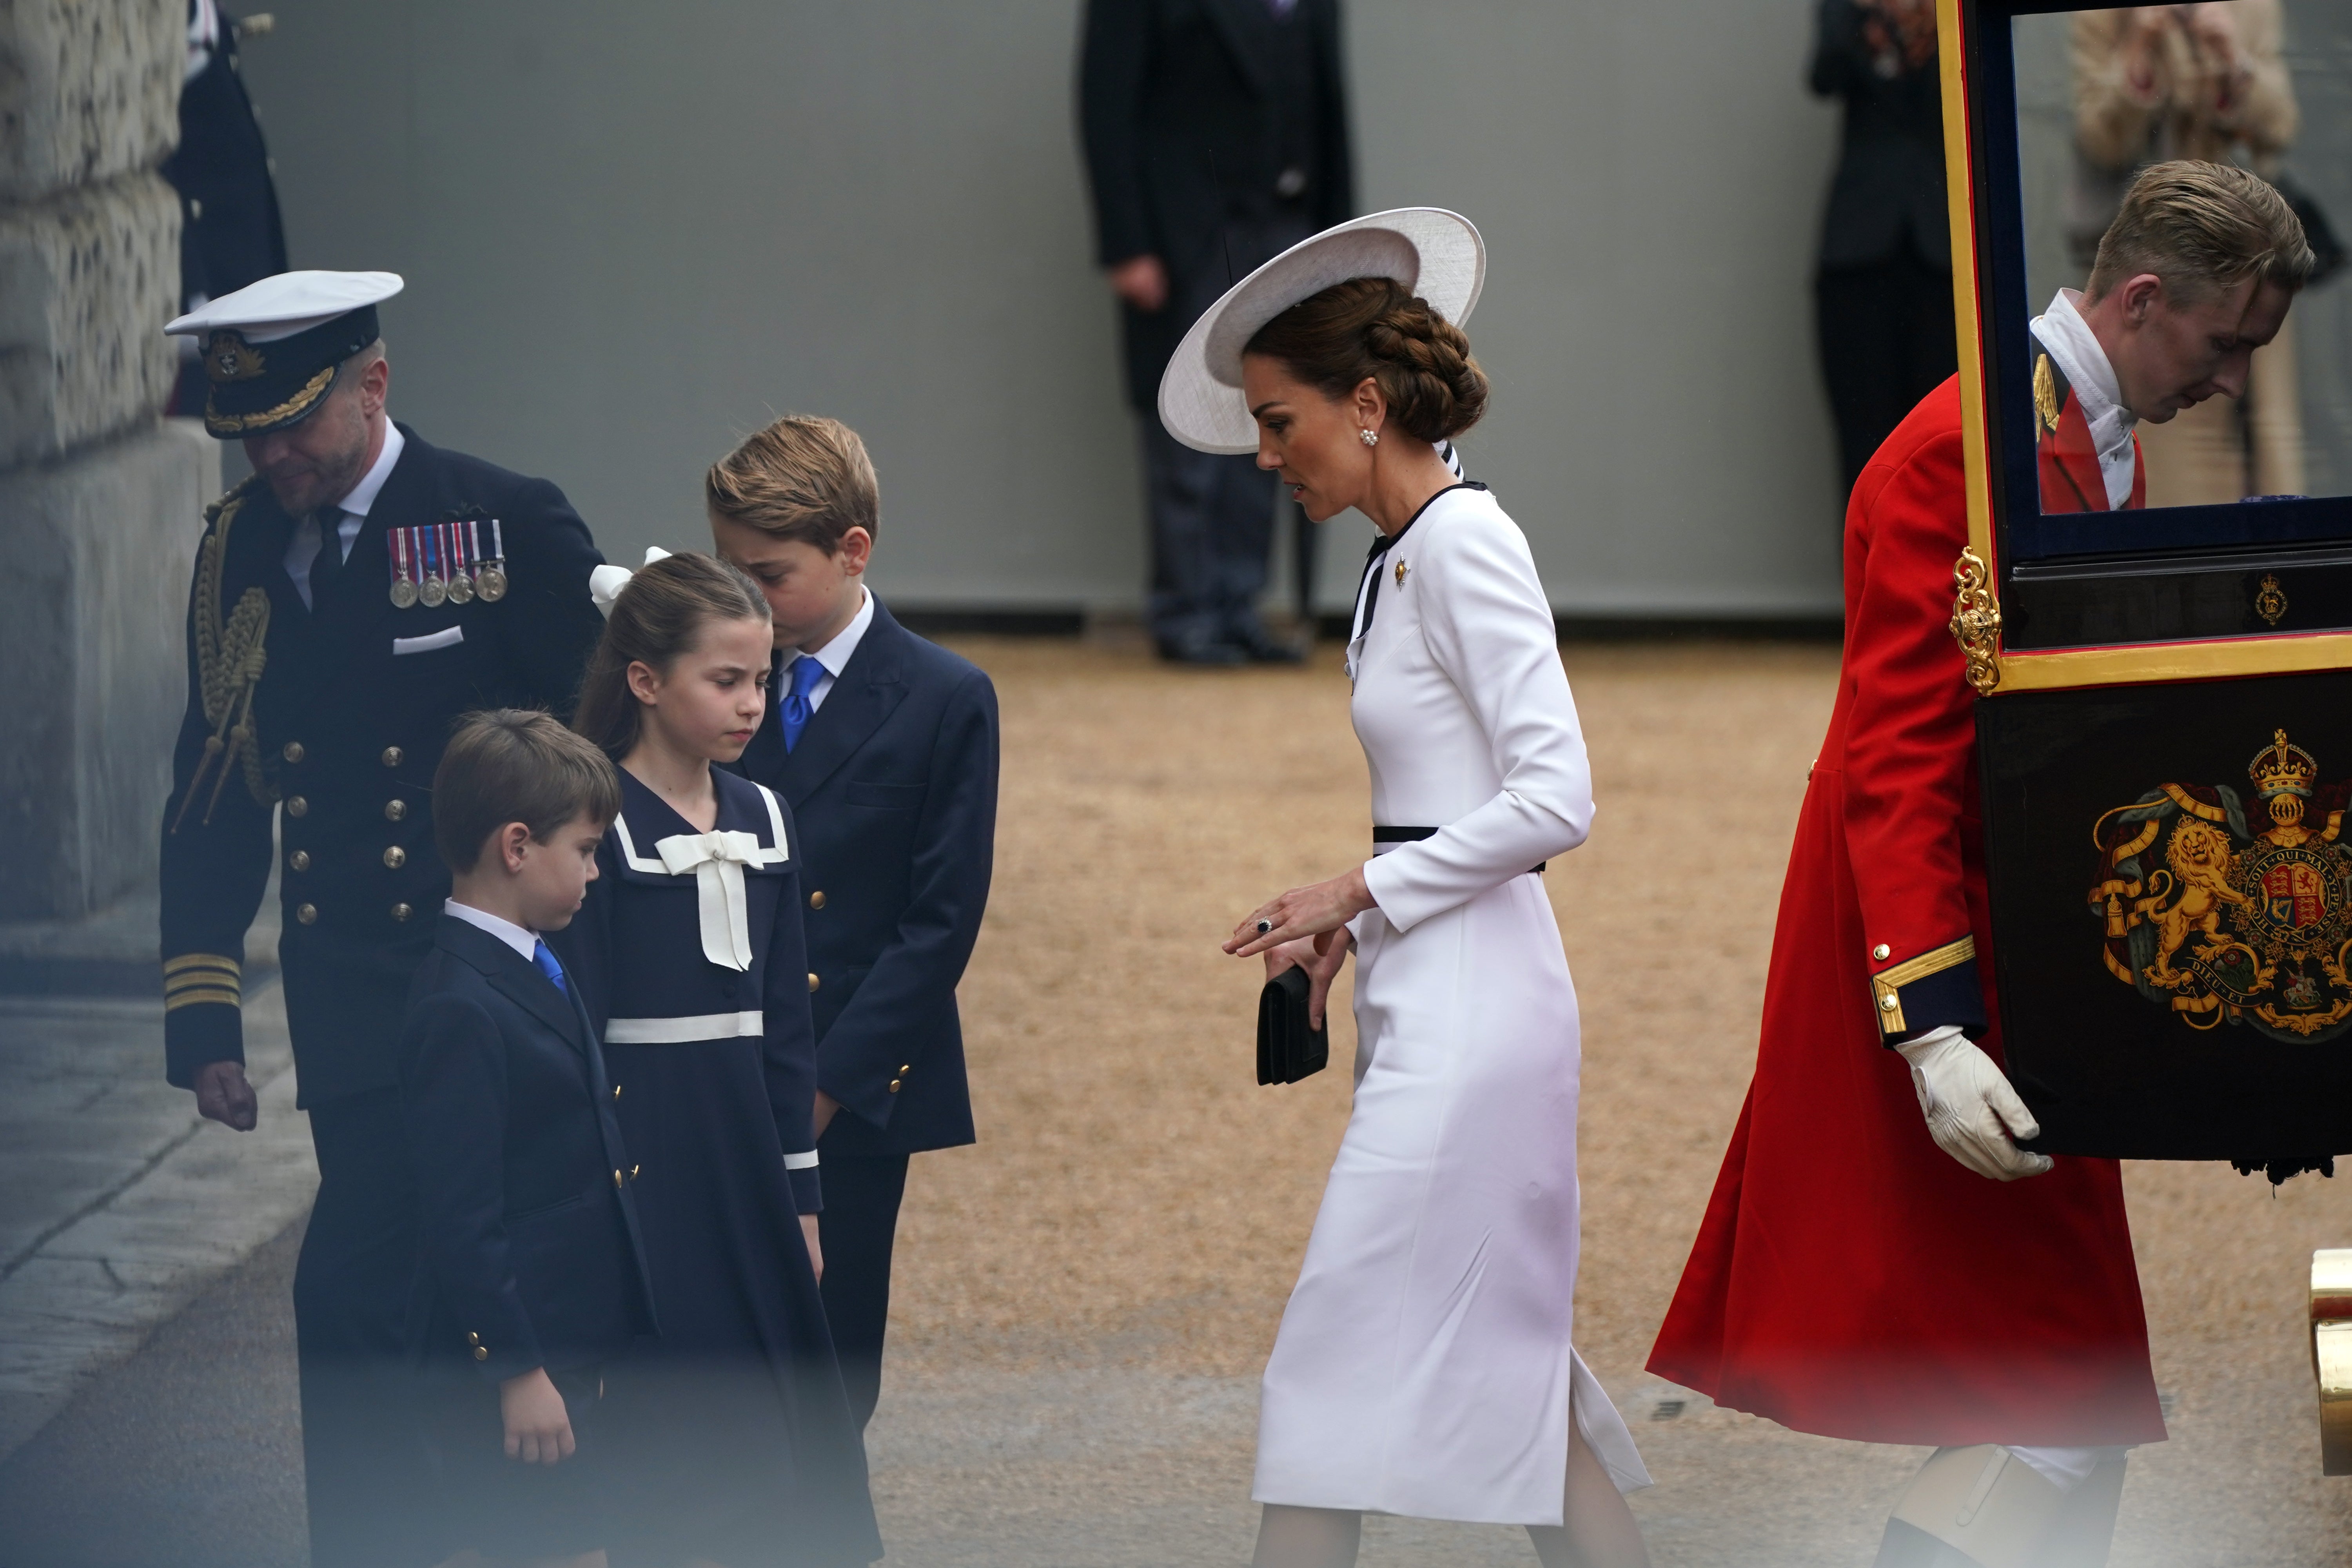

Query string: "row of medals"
[390, 520, 508, 609]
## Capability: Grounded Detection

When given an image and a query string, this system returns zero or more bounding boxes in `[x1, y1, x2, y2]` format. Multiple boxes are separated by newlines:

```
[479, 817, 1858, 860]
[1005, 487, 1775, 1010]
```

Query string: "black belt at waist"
[1371, 825, 1544, 875]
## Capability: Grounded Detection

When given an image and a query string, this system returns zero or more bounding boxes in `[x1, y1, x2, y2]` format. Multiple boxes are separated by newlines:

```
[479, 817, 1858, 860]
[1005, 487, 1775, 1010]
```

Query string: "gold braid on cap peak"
[171, 479, 275, 833]
[204, 364, 336, 436]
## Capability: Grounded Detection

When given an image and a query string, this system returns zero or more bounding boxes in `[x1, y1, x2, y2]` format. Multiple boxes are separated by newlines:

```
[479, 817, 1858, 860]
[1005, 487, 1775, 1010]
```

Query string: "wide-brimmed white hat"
[1157, 208, 1485, 455]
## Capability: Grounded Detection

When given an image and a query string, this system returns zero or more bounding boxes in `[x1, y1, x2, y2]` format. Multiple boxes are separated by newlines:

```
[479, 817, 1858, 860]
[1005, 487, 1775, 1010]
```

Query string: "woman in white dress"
[1160, 211, 1651, 1568]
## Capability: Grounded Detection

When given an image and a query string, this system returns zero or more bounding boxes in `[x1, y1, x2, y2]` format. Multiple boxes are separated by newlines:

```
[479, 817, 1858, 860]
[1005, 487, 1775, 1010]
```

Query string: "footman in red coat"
[1649, 163, 2310, 1568]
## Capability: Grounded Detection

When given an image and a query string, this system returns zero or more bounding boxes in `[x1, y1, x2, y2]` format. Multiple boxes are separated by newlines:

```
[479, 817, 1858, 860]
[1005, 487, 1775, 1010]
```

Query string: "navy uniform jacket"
[399, 916, 655, 1381]
[731, 600, 996, 1158]
[160, 425, 605, 1104]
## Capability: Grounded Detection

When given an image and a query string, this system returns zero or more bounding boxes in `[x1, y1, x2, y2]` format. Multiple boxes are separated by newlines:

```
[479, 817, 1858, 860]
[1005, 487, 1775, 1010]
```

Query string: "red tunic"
[1646, 377, 2166, 1448]
[2035, 345, 2147, 514]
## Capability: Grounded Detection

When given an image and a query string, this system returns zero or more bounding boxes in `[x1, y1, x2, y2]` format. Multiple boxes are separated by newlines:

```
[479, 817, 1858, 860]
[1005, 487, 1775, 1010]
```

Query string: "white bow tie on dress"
[654, 829, 764, 971]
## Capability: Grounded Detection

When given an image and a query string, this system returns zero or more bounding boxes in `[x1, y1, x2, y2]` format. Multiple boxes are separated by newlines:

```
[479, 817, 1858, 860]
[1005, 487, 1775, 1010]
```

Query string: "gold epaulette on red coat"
[1869, 936, 1975, 1036]
[163, 953, 242, 1013]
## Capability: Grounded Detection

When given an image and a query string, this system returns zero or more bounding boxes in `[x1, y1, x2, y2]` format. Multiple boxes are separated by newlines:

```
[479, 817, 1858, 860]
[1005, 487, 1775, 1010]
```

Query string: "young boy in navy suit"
[400, 709, 653, 1566]
[709, 416, 999, 1431]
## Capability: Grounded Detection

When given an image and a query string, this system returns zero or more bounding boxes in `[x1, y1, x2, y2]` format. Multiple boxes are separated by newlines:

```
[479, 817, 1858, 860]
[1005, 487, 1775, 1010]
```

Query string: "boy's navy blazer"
[399, 914, 655, 1383]
[732, 599, 998, 1157]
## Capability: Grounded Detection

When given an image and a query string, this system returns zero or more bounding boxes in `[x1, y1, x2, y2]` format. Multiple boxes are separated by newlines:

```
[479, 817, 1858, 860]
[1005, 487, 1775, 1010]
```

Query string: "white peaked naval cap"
[1157, 209, 1485, 455]
[165, 270, 405, 343]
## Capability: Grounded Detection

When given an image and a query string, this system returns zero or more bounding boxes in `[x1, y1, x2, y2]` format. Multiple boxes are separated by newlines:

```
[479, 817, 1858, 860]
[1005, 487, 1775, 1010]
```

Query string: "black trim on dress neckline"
[1353, 481, 1488, 642]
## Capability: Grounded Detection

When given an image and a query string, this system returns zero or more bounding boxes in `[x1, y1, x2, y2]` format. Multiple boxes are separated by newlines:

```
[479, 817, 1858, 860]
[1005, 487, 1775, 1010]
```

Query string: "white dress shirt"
[2030, 289, 2137, 509]
[285, 421, 406, 608]
[442, 898, 539, 963]
[784, 585, 874, 714]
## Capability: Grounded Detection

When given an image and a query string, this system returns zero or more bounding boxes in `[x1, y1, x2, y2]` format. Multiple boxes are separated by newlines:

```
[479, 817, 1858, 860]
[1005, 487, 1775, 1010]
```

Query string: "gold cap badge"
[205, 331, 266, 384]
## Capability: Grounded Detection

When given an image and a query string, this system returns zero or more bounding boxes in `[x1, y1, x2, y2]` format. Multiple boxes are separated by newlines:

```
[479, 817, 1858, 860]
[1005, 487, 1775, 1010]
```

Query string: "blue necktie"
[532, 939, 568, 995]
[780, 655, 826, 753]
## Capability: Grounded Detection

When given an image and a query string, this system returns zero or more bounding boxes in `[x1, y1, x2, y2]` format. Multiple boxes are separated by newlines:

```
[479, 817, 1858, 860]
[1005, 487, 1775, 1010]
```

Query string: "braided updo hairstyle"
[1243, 277, 1488, 443]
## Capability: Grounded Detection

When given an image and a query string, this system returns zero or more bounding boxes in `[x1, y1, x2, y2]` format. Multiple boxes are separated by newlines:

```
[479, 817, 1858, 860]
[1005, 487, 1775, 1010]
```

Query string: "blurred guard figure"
[711, 417, 998, 1434]
[163, 1, 288, 419]
[1809, 0, 1956, 502]
[158, 271, 606, 1568]
[1080, 0, 1352, 664]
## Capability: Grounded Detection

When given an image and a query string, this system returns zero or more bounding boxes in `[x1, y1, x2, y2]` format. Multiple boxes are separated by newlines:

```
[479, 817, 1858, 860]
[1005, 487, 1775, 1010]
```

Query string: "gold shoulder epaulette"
[201, 472, 263, 530]
[2033, 353, 2060, 436]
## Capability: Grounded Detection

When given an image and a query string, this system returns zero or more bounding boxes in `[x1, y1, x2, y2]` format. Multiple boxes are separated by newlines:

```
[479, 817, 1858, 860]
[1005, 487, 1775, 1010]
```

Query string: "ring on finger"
[1256, 918, 1274, 934]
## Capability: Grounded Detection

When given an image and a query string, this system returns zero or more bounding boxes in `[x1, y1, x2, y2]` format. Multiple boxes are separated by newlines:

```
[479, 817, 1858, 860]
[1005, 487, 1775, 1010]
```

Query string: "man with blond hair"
[2029, 159, 2308, 511]
[707, 415, 998, 1443]
[1650, 162, 2312, 1568]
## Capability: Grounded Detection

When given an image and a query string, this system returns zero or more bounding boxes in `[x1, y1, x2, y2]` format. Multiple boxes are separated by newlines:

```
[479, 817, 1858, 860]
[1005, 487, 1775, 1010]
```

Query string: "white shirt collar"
[795, 585, 874, 679]
[443, 898, 539, 963]
[334, 420, 406, 518]
[2031, 289, 2137, 508]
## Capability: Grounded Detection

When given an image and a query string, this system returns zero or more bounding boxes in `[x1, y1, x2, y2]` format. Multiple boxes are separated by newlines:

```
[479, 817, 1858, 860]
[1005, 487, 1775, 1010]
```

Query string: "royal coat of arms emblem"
[2090, 730, 2352, 1042]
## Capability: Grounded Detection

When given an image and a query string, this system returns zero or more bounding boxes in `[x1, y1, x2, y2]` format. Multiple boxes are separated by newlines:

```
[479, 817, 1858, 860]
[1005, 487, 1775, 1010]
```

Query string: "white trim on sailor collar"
[610, 778, 791, 874]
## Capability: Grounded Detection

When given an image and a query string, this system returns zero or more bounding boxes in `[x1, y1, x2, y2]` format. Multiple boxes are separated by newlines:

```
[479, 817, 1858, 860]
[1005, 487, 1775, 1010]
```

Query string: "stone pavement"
[0, 893, 316, 1465]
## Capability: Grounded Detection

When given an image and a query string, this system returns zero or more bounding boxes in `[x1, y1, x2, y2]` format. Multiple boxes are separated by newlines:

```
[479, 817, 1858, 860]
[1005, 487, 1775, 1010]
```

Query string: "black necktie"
[309, 508, 345, 601]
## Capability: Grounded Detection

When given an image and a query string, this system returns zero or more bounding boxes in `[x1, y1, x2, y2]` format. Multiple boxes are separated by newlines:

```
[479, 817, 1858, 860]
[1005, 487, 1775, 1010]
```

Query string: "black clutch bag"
[1257, 966, 1329, 1086]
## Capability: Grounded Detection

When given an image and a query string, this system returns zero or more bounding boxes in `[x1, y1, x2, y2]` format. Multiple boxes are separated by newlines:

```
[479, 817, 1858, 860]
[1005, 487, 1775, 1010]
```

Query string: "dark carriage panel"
[1978, 668, 2352, 1160]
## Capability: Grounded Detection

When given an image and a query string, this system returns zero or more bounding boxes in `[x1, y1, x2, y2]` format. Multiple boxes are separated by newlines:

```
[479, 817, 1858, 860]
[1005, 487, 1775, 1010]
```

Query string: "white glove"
[1895, 1025, 2054, 1182]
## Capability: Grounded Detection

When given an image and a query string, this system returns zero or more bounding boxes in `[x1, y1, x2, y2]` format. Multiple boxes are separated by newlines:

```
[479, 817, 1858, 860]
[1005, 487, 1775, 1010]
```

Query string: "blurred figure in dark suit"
[1809, 0, 1955, 501]
[1080, 0, 1353, 664]
[164, 0, 289, 418]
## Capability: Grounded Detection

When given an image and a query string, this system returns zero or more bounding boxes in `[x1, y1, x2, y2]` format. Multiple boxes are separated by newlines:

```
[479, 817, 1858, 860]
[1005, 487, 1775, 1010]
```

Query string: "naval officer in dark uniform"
[158, 270, 606, 1568]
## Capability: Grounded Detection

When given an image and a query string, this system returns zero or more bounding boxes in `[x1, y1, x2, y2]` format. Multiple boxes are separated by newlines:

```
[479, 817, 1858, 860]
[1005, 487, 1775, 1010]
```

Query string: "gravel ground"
[869, 635, 2352, 1567]
[7, 636, 2352, 1567]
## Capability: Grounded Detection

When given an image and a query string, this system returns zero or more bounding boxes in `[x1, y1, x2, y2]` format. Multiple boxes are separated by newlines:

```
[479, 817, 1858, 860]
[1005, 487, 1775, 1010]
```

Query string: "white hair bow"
[588, 545, 675, 616]
[654, 828, 764, 971]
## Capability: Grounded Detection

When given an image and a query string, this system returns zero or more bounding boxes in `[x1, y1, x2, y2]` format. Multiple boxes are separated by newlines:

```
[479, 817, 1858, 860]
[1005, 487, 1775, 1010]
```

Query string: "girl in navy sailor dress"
[554, 552, 879, 1568]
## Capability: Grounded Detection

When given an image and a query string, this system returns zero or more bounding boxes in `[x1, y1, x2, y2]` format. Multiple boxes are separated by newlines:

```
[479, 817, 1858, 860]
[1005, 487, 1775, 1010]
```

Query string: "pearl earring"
[1359, 429, 1379, 447]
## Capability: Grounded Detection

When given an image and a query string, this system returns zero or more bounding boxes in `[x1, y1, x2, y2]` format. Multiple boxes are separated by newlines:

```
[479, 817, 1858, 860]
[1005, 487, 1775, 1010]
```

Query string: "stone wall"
[0, 0, 211, 921]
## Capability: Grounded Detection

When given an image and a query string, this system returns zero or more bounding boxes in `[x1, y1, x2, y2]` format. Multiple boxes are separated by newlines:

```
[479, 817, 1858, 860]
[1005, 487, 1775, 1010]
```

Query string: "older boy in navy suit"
[400, 710, 653, 1566]
[710, 417, 998, 1430]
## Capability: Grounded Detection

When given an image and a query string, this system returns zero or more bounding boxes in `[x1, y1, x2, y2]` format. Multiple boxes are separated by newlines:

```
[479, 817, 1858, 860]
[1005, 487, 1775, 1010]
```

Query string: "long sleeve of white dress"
[1357, 502, 1592, 934]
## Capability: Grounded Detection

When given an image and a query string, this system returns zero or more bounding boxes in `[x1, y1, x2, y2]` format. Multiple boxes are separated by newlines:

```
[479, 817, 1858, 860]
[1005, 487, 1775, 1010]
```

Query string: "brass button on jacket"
[390, 902, 413, 922]
[809, 890, 826, 910]
[466, 1331, 480, 1346]
[384, 799, 407, 821]
[807, 972, 820, 993]
[1872, 943, 1892, 962]
[287, 849, 310, 873]
[613, 1169, 624, 1189]
[295, 902, 318, 925]
[381, 746, 404, 768]
[473, 1346, 488, 1362]
[281, 741, 304, 763]
[284, 795, 307, 817]
[887, 1078, 902, 1094]
[383, 846, 407, 869]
